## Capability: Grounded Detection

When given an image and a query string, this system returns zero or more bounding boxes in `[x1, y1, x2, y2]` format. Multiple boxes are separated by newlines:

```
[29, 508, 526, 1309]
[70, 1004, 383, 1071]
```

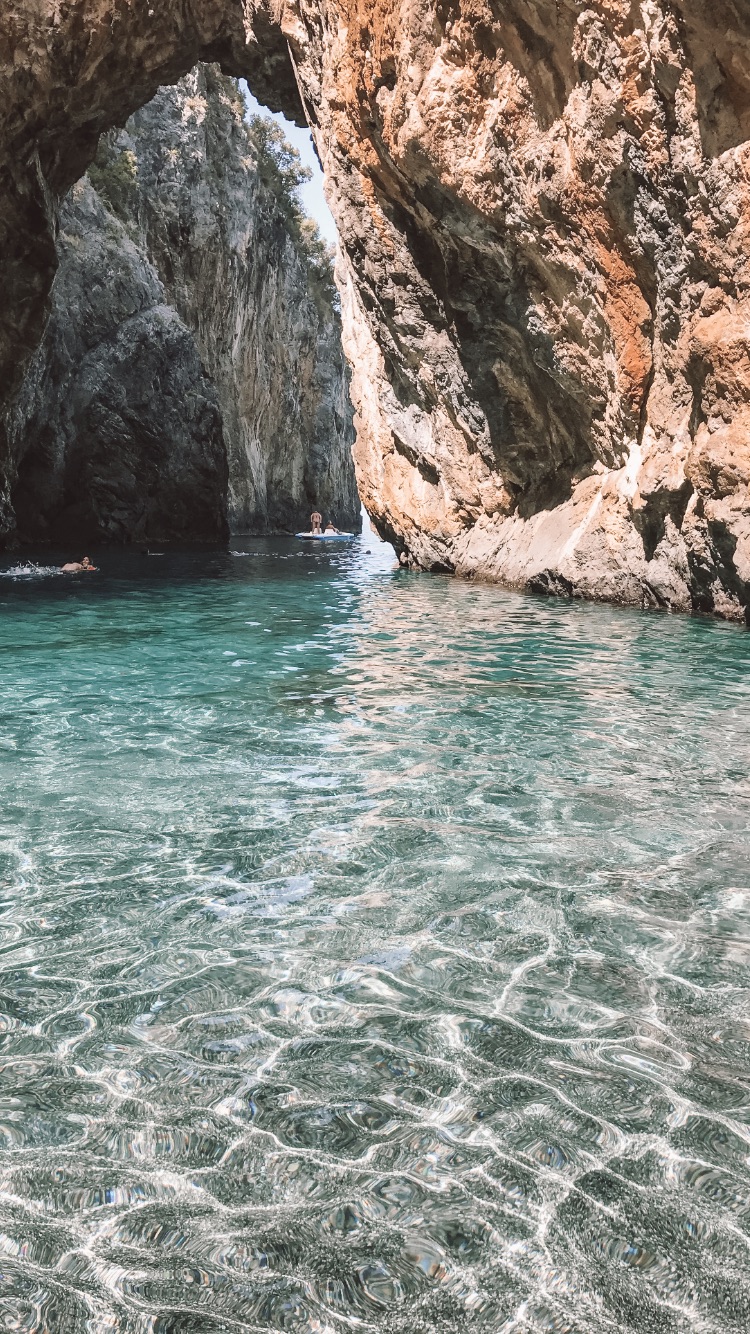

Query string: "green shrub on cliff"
[87, 136, 138, 220]
[247, 114, 312, 218]
[299, 216, 339, 313]
[246, 113, 338, 314]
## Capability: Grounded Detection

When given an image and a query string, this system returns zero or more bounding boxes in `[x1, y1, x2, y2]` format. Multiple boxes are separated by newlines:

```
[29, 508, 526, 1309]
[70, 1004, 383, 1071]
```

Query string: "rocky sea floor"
[0, 533, 749, 1332]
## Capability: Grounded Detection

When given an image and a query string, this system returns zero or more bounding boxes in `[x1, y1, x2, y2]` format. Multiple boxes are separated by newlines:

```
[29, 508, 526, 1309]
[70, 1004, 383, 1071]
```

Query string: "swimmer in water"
[61, 556, 97, 573]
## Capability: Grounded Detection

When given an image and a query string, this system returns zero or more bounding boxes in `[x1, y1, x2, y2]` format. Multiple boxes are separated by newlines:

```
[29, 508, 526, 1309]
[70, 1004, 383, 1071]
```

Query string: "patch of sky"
[240, 81, 337, 246]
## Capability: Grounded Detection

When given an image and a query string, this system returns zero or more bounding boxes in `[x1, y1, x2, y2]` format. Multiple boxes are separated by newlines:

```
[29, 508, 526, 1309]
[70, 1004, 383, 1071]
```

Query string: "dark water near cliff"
[1, 533, 749, 1333]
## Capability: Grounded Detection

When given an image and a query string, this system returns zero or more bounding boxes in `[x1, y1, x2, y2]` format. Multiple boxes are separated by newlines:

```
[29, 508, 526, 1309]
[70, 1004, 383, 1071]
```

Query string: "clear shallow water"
[0, 535, 749, 1334]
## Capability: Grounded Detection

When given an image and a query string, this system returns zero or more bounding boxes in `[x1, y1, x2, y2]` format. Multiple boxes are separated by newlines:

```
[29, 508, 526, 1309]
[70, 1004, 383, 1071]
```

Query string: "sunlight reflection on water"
[0, 531, 749, 1332]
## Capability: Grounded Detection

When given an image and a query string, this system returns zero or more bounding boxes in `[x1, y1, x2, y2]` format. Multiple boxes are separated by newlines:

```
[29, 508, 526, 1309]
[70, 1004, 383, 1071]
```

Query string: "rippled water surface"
[1, 535, 749, 1333]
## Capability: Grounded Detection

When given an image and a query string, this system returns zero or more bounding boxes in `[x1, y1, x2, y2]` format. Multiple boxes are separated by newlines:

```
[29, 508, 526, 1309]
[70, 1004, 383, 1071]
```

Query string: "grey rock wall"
[5, 65, 359, 547]
[7, 182, 228, 546]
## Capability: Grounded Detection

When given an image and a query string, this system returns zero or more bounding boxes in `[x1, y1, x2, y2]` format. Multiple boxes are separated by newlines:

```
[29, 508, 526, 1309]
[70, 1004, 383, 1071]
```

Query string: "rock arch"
[1, 4, 300, 405]
[2, 1, 750, 618]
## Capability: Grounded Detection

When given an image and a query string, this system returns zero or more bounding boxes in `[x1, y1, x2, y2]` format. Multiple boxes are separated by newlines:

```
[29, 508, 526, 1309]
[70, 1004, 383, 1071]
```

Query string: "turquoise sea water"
[1, 533, 749, 1333]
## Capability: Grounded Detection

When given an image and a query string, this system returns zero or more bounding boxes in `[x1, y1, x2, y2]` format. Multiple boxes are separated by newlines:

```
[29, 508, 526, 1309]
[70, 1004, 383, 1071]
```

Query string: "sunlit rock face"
[2, 3, 750, 616]
[4, 66, 358, 544]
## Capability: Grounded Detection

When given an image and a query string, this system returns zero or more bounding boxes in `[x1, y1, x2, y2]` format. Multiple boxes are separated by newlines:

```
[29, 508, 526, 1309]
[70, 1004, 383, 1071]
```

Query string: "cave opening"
[5, 61, 361, 551]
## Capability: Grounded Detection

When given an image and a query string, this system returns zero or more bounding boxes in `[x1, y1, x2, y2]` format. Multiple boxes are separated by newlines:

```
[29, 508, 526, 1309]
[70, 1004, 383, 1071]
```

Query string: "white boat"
[295, 531, 355, 541]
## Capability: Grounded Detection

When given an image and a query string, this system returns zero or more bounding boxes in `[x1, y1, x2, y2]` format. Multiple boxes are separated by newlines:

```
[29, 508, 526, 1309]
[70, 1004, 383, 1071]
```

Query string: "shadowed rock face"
[7, 175, 229, 546]
[4, 66, 359, 545]
[2, 3, 750, 616]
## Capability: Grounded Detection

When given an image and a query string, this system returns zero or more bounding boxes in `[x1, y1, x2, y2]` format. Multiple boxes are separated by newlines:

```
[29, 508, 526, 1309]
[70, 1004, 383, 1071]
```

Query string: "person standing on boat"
[310, 511, 322, 534]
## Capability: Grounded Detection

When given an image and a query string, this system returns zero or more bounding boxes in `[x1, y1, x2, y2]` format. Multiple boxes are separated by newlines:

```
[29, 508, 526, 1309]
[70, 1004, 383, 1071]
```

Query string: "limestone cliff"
[1, 4, 750, 618]
[330, 0, 750, 623]
[4, 65, 359, 545]
[6, 179, 229, 545]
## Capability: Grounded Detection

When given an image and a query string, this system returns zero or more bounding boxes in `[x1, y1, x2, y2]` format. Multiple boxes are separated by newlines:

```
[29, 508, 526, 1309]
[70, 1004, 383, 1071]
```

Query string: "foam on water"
[0, 533, 749, 1332]
[1, 561, 64, 579]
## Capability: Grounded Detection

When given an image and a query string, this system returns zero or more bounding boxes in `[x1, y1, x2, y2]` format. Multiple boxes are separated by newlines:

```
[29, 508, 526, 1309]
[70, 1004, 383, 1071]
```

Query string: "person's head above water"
[61, 556, 97, 572]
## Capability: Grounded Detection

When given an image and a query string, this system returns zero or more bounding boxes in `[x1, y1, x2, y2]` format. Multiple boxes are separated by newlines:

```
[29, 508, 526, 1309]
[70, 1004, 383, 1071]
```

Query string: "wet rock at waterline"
[1, 3, 750, 616]
[4, 66, 359, 546]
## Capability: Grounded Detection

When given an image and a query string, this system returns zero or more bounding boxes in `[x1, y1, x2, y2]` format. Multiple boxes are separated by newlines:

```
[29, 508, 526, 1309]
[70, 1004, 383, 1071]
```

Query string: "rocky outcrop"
[1, 4, 750, 617]
[332, 0, 750, 623]
[6, 179, 228, 545]
[4, 65, 358, 545]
